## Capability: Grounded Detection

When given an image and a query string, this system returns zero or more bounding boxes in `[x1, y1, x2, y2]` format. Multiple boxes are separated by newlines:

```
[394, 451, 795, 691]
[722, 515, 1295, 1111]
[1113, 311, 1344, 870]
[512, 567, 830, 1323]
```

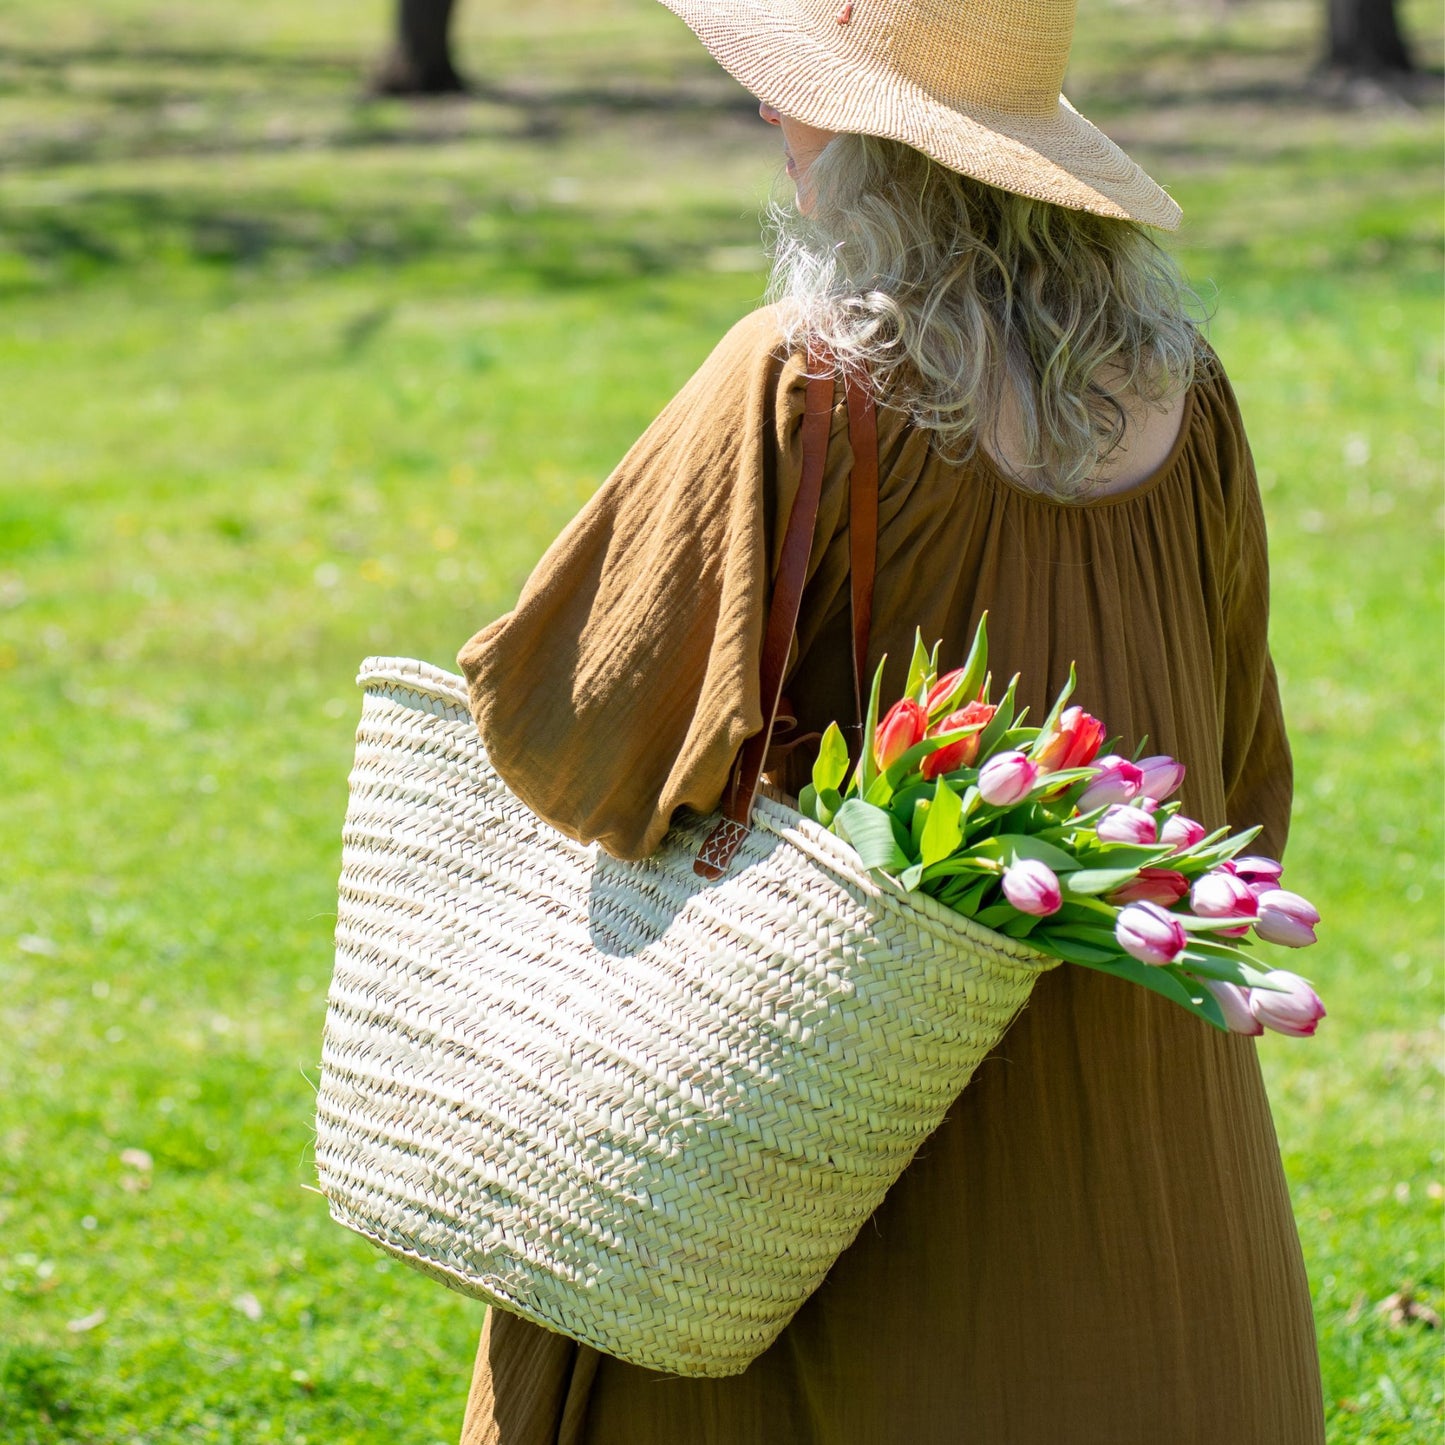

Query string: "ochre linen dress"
[455, 307, 1325, 1444]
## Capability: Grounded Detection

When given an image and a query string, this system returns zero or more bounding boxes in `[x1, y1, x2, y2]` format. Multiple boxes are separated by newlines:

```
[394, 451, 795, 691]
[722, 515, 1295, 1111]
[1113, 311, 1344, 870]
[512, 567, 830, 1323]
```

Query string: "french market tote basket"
[313, 365, 1057, 1377]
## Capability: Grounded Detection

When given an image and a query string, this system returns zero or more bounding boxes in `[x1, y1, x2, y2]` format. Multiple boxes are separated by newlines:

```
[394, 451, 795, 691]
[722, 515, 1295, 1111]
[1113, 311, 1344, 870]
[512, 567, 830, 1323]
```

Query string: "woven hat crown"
[808, 0, 1074, 117]
[659, 0, 1182, 229]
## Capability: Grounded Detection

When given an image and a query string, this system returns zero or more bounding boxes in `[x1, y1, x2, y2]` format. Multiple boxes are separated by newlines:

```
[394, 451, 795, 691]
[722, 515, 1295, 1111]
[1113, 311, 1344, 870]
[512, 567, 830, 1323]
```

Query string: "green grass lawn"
[1, 1, 1441, 1440]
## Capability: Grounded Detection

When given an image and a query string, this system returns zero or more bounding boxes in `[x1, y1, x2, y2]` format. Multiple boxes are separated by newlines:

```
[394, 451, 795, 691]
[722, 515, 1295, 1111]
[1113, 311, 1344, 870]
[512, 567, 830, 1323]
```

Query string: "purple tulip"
[1076, 755, 1144, 811]
[1002, 859, 1062, 917]
[1248, 970, 1326, 1037]
[1190, 870, 1259, 937]
[1254, 889, 1320, 948]
[1200, 979, 1263, 1035]
[1161, 814, 1206, 853]
[1135, 754, 1186, 802]
[1115, 902, 1188, 966]
[977, 750, 1039, 806]
[1095, 805, 1159, 845]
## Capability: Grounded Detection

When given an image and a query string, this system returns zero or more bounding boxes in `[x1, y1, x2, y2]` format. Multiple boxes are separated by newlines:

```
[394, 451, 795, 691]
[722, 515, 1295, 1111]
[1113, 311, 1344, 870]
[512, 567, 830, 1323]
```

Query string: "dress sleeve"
[1211, 367, 1294, 862]
[456, 309, 821, 861]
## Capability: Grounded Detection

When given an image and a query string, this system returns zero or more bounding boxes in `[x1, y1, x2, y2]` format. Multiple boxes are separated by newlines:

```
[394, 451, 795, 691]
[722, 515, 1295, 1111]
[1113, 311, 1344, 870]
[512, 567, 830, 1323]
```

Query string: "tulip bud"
[874, 699, 927, 771]
[1095, 805, 1159, 845]
[1033, 705, 1107, 772]
[1253, 889, 1320, 948]
[923, 667, 970, 719]
[1248, 970, 1326, 1037]
[1076, 755, 1144, 811]
[1233, 856, 1284, 900]
[1001, 859, 1062, 917]
[1200, 979, 1263, 1035]
[920, 700, 996, 780]
[1190, 870, 1259, 937]
[1115, 901, 1188, 966]
[1135, 754, 1186, 802]
[977, 750, 1039, 806]
[1160, 814, 1206, 853]
[1106, 866, 1189, 907]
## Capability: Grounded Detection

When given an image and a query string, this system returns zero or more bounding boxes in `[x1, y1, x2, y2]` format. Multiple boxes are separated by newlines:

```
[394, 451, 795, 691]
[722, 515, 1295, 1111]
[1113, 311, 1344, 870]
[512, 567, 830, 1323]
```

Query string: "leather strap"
[695, 352, 877, 881]
[844, 366, 878, 733]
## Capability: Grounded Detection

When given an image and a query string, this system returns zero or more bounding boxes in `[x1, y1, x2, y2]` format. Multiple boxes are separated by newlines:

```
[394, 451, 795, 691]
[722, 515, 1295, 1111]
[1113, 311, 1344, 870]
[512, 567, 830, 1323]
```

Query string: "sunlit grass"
[1, 1, 1441, 1440]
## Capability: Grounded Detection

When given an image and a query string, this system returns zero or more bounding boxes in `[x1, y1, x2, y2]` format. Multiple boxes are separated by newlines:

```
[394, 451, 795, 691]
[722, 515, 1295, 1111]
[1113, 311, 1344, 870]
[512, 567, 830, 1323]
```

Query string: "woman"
[456, 1, 1325, 1440]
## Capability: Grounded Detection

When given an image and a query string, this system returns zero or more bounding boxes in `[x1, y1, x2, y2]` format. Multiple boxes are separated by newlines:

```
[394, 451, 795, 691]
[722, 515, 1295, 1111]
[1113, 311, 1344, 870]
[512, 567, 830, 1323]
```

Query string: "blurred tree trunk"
[1325, 0, 1413, 75]
[371, 0, 468, 96]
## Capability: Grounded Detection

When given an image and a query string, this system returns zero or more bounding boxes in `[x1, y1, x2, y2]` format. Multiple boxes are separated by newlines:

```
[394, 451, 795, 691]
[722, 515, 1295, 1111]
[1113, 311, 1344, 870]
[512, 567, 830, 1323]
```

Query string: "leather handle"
[695, 352, 877, 881]
[844, 367, 878, 732]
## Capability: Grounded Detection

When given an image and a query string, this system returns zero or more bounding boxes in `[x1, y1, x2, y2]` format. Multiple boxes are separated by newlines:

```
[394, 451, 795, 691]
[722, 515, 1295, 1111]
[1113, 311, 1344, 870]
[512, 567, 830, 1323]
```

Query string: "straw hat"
[657, 0, 1182, 230]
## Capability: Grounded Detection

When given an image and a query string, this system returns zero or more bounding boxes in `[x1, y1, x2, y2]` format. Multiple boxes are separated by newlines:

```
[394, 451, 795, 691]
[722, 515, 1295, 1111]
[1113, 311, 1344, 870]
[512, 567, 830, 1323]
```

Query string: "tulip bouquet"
[798, 616, 1325, 1037]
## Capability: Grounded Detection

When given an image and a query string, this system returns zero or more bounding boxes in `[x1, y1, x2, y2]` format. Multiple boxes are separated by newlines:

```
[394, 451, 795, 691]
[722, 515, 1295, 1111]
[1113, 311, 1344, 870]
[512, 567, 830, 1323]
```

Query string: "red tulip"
[920, 701, 996, 780]
[1034, 705, 1107, 772]
[874, 698, 927, 771]
[1106, 867, 1189, 907]
[923, 667, 971, 719]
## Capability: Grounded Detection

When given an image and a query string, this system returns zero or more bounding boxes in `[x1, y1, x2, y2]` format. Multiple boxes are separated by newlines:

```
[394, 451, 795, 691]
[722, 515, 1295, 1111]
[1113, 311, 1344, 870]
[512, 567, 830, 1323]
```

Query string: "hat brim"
[658, 0, 1182, 231]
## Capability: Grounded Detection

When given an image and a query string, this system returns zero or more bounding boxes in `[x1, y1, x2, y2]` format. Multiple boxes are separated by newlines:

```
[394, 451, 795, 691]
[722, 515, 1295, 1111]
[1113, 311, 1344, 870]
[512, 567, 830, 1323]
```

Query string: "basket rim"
[353, 655, 1054, 971]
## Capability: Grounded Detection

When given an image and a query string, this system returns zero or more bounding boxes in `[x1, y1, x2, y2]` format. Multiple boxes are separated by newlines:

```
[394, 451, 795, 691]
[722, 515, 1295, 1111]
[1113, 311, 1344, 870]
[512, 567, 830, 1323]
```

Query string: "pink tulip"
[920, 701, 996, 780]
[1161, 814, 1206, 853]
[1248, 970, 1326, 1037]
[1233, 856, 1284, 900]
[1107, 866, 1189, 907]
[1200, 979, 1263, 1035]
[977, 750, 1039, 806]
[1076, 755, 1144, 811]
[1001, 859, 1062, 917]
[1135, 754, 1186, 802]
[1190, 870, 1259, 938]
[1033, 706, 1107, 772]
[1254, 889, 1320, 948]
[1095, 805, 1158, 845]
[1115, 901, 1188, 966]
[874, 699, 926, 771]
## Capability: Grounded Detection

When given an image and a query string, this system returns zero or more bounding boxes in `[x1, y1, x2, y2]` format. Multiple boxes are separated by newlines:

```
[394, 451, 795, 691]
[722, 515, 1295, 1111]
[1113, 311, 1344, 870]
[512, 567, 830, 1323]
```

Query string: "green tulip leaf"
[1028, 662, 1077, 754]
[834, 797, 912, 872]
[811, 721, 852, 797]
[920, 778, 965, 868]
[956, 612, 990, 707]
[904, 630, 933, 705]
[967, 833, 1081, 873]
[974, 672, 1019, 757]
[1028, 931, 1118, 965]
[1062, 866, 1146, 896]
[797, 783, 819, 822]
[855, 654, 888, 797]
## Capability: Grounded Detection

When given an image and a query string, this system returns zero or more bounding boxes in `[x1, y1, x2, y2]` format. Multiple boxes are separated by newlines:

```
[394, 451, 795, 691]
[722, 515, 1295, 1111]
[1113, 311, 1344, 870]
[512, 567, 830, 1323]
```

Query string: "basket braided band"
[315, 658, 1058, 1377]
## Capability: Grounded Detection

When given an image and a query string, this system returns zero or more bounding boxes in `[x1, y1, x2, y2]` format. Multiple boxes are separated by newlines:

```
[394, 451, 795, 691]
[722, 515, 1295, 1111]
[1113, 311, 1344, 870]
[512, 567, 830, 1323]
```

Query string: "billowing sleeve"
[456, 309, 819, 861]
[1211, 367, 1294, 862]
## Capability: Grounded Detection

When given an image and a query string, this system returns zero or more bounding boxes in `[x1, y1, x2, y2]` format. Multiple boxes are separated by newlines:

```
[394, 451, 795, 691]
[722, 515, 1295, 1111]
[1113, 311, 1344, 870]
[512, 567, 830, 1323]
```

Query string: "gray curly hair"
[767, 135, 1206, 497]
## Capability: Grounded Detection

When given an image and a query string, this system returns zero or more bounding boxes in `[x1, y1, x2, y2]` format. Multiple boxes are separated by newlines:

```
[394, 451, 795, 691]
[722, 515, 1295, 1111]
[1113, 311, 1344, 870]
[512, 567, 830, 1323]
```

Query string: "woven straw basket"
[315, 657, 1056, 1378]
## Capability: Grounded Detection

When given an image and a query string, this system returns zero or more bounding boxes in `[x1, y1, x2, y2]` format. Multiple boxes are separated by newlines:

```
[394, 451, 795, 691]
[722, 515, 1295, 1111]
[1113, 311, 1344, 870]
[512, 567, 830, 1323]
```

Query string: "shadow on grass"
[0, 181, 761, 296]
